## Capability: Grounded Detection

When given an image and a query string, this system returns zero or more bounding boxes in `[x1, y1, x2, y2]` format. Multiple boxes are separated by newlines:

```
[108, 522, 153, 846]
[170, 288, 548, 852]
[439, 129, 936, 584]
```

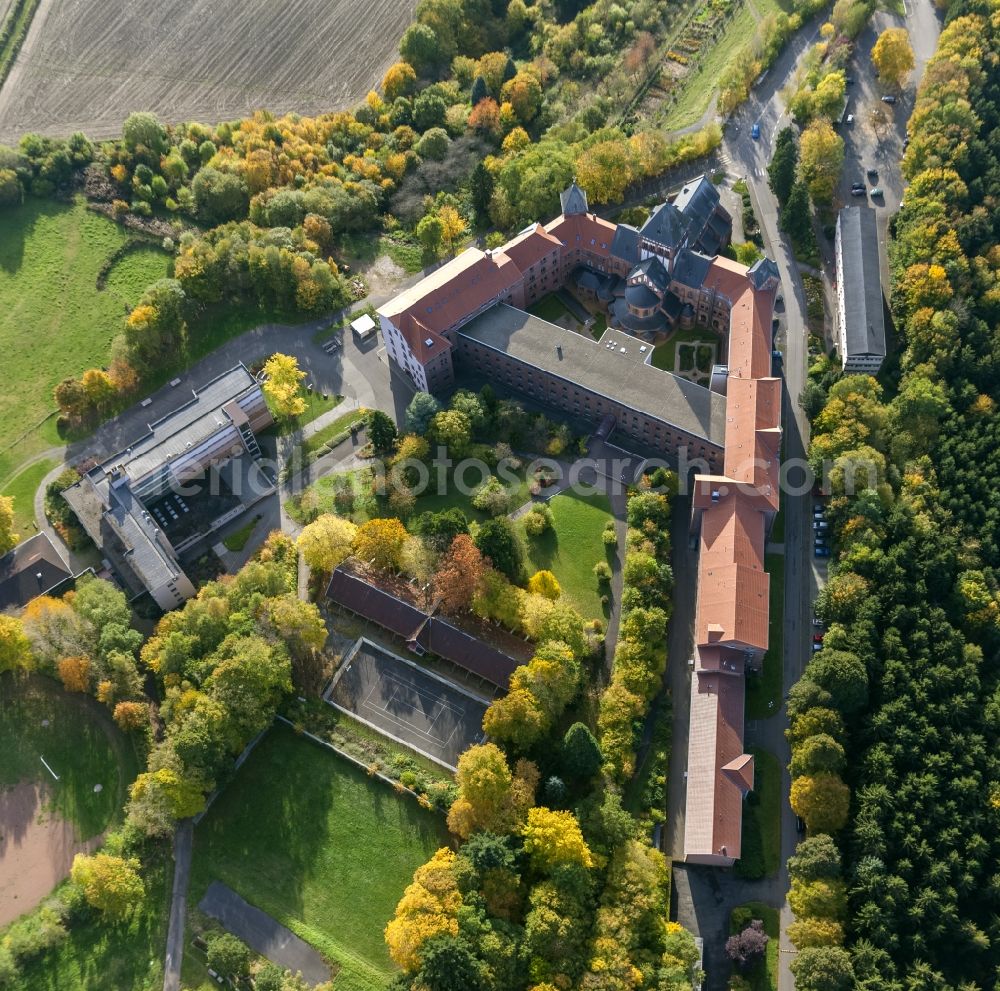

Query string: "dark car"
[850, 187, 866, 197]
[845, 76, 855, 85]
[751, 123, 761, 140]
[867, 168, 879, 180]
[815, 546, 831, 558]
[881, 95, 897, 104]
[796, 816, 807, 834]
[903, 136, 910, 149]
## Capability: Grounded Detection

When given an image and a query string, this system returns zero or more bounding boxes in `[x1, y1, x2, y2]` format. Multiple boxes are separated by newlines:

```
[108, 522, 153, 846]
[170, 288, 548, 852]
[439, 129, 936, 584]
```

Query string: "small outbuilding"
[350, 313, 377, 341]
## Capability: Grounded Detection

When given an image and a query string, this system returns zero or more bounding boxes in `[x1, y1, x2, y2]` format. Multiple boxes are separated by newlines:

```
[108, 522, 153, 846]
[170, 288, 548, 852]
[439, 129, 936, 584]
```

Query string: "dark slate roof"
[747, 257, 781, 290]
[560, 182, 589, 216]
[631, 256, 669, 292]
[610, 224, 641, 266]
[327, 568, 519, 688]
[640, 202, 686, 250]
[662, 291, 683, 319]
[625, 283, 660, 309]
[671, 248, 715, 291]
[0, 533, 72, 612]
[673, 175, 719, 229]
[837, 207, 886, 358]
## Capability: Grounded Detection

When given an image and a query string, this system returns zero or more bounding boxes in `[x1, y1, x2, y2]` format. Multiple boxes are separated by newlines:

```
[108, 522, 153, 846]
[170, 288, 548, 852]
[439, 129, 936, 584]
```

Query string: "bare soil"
[0, 779, 101, 927]
[357, 254, 408, 301]
[0, 0, 418, 143]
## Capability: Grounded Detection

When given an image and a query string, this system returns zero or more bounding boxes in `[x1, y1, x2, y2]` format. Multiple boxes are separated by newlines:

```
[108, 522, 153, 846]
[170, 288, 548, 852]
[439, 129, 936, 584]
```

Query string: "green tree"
[122, 111, 168, 154]
[561, 722, 602, 782]
[805, 649, 868, 714]
[790, 733, 846, 777]
[790, 946, 854, 991]
[406, 391, 442, 434]
[768, 127, 798, 206]
[0, 169, 22, 208]
[474, 519, 522, 581]
[400, 23, 440, 75]
[787, 833, 841, 881]
[780, 180, 813, 245]
[414, 933, 487, 991]
[206, 933, 252, 980]
[430, 409, 472, 455]
[192, 167, 249, 223]
[369, 410, 399, 453]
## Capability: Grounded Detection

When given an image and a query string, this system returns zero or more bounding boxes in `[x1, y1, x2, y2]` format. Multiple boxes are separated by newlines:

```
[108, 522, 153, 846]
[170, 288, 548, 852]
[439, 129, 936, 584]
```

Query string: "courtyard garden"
[728, 901, 779, 991]
[746, 553, 784, 719]
[652, 325, 719, 382]
[520, 492, 615, 621]
[189, 723, 450, 991]
[528, 292, 604, 340]
[735, 746, 781, 881]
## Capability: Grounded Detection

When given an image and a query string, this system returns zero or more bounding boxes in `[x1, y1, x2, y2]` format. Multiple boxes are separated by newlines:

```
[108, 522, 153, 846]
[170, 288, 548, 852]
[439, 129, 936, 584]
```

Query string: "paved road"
[162, 819, 193, 991]
[713, 4, 942, 988]
[199, 881, 331, 986]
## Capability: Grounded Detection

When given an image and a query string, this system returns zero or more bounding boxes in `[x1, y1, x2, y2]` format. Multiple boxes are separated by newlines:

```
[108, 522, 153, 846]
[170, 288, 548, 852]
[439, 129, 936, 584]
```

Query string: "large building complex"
[379, 178, 782, 867]
[65, 365, 273, 610]
[835, 205, 886, 373]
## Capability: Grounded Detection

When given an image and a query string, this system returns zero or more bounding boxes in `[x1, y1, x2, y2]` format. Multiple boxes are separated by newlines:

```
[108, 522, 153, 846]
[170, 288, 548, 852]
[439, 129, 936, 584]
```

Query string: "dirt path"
[0, 779, 101, 927]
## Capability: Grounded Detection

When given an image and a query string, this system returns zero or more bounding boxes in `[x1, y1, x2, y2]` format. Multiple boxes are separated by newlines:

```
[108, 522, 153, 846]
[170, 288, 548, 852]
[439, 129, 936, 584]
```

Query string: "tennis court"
[326, 638, 490, 769]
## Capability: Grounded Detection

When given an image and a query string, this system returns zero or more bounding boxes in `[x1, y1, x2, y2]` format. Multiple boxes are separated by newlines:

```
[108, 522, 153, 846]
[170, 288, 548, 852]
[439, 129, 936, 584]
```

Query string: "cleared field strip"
[0, 0, 418, 143]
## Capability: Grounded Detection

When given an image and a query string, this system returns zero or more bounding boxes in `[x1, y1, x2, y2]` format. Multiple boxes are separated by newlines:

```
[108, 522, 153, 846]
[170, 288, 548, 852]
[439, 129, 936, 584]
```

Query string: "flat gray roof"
[457, 304, 726, 445]
[108, 366, 259, 483]
[838, 207, 886, 358]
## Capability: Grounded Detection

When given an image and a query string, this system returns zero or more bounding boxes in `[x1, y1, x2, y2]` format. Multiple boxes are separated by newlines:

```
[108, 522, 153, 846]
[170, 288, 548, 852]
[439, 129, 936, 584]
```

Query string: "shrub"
[593, 561, 612, 582]
[206, 933, 251, 979]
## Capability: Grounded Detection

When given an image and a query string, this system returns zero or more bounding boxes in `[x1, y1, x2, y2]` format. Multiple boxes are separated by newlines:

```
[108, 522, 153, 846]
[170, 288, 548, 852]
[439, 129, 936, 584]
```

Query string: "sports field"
[0, 673, 141, 926]
[191, 723, 450, 990]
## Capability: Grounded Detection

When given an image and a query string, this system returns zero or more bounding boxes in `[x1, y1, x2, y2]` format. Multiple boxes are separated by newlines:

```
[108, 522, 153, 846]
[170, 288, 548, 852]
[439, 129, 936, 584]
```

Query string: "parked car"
[867, 168, 879, 180]
[775, 293, 784, 310]
[813, 618, 824, 628]
[845, 76, 855, 85]
[796, 816, 807, 834]
[751, 123, 761, 139]
[815, 546, 831, 558]
[881, 95, 897, 104]
[813, 506, 825, 517]
[812, 642, 823, 652]
[813, 520, 829, 529]
[846, 113, 855, 124]
[903, 136, 910, 149]
[870, 186, 884, 197]
[850, 186, 866, 197]
[813, 633, 824, 643]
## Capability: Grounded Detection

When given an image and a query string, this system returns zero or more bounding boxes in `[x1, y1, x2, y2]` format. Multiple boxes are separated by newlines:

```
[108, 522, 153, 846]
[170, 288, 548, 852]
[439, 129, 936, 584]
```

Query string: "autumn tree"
[522, 807, 594, 871]
[354, 517, 409, 571]
[262, 353, 306, 420]
[113, 700, 149, 731]
[798, 119, 844, 204]
[574, 141, 634, 205]
[447, 743, 535, 838]
[527, 570, 561, 600]
[0, 614, 32, 673]
[0, 495, 17, 556]
[382, 61, 418, 101]
[726, 920, 769, 968]
[58, 655, 91, 693]
[297, 514, 358, 574]
[433, 534, 485, 613]
[790, 773, 850, 833]
[71, 853, 144, 918]
[385, 848, 462, 971]
[872, 28, 915, 88]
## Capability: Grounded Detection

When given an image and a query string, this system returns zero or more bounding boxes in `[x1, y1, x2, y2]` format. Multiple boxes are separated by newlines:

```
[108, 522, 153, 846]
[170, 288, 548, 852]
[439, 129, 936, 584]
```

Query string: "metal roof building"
[835, 206, 886, 373]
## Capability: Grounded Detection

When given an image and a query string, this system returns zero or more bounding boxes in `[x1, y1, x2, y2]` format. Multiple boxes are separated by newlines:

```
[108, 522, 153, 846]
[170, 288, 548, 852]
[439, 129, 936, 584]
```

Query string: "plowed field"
[0, 0, 416, 143]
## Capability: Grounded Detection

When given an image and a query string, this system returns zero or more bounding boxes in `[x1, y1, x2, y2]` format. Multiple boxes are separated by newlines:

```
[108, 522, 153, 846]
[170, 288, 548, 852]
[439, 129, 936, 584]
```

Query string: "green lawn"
[528, 293, 574, 325]
[0, 456, 57, 539]
[9, 865, 170, 991]
[662, 5, 756, 130]
[190, 724, 449, 989]
[0, 199, 170, 474]
[521, 492, 614, 620]
[735, 747, 781, 880]
[300, 408, 369, 459]
[269, 392, 343, 437]
[221, 515, 260, 552]
[729, 900, 779, 991]
[651, 325, 719, 373]
[0, 673, 141, 839]
[746, 553, 784, 719]
[407, 464, 531, 524]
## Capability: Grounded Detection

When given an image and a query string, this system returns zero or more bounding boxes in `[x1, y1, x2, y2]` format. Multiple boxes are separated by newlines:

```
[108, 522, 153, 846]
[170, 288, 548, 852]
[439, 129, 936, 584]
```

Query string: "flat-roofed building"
[835, 206, 886, 373]
[64, 365, 272, 611]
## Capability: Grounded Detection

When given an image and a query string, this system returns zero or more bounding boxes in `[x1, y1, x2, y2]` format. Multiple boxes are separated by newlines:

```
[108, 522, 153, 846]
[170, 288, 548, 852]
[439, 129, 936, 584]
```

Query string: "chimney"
[555, 344, 563, 359]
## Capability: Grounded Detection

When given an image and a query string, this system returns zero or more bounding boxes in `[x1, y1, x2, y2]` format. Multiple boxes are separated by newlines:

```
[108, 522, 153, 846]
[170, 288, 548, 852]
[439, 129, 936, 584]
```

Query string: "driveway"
[198, 881, 331, 987]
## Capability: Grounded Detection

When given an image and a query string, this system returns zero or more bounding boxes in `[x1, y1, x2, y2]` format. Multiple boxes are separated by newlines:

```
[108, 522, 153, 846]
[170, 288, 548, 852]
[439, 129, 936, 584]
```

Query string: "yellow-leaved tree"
[353, 517, 409, 571]
[261, 352, 306, 420]
[297, 514, 358, 574]
[384, 848, 462, 971]
[872, 27, 915, 88]
[522, 806, 594, 871]
[71, 853, 144, 918]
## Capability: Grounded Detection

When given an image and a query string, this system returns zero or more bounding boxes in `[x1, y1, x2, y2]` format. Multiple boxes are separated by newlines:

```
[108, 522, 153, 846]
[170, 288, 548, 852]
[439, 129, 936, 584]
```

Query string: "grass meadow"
[0, 456, 57, 539]
[190, 723, 449, 990]
[735, 746, 782, 881]
[521, 491, 614, 620]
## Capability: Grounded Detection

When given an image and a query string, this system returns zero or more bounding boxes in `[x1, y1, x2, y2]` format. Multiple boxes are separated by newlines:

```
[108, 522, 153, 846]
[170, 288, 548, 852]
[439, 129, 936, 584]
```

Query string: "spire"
[560, 179, 589, 216]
